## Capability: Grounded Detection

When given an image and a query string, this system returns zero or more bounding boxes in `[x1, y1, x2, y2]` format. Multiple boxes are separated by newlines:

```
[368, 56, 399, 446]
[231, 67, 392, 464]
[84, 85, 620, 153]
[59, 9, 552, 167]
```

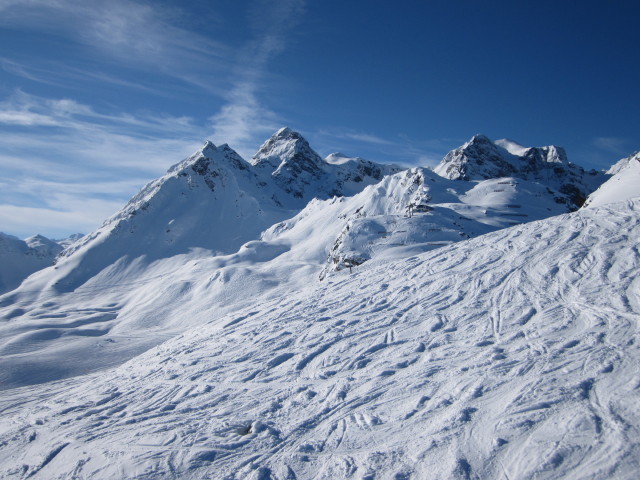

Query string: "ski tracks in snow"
[1, 202, 640, 478]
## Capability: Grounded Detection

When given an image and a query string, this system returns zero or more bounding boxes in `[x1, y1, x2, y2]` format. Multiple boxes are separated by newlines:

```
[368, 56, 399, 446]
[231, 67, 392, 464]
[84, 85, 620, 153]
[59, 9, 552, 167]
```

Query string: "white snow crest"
[584, 152, 640, 209]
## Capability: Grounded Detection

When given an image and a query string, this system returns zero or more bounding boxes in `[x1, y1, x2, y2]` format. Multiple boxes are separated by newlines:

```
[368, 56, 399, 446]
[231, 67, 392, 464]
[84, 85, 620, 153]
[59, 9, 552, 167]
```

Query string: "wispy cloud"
[0, 91, 199, 139]
[0, 0, 232, 93]
[592, 136, 629, 155]
[309, 127, 453, 168]
[0, 0, 307, 237]
[209, 82, 281, 159]
[0, 0, 311, 238]
[0, 58, 174, 97]
[0, 91, 207, 238]
[210, 0, 306, 158]
[344, 132, 395, 146]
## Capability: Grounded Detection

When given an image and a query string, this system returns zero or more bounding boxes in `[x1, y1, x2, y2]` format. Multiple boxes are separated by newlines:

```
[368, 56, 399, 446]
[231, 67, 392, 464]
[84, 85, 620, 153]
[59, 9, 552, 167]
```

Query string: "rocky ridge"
[434, 134, 607, 209]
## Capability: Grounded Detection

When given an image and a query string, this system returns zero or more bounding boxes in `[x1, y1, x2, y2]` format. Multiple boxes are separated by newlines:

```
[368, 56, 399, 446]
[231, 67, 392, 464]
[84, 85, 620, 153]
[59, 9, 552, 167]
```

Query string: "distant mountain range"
[0, 232, 82, 294]
[0, 129, 612, 296]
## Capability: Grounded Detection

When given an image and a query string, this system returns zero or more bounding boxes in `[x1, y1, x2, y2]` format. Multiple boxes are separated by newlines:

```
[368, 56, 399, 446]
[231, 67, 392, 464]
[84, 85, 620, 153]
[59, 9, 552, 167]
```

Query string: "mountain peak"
[251, 128, 325, 199]
[436, 134, 574, 181]
[252, 127, 322, 168]
[199, 140, 217, 157]
[274, 126, 296, 137]
[468, 134, 492, 145]
[25, 234, 49, 243]
[25, 234, 61, 252]
[434, 134, 509, 181]
[252, 127, 311, 162]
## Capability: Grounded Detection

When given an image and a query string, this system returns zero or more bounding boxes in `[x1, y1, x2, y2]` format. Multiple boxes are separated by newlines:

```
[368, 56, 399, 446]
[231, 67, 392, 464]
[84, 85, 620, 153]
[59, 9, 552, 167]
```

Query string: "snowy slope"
[1, 199, 638, 479]
[8, 129, 397, 298]
[0, 131, 400, 389]
[0, 234, 62, 295]
[262, 167, 577, 279]
[435, 135, 608, 209]
[52, 233, 84, 249]
[0, 132, 611, 390]
[583, 152, 640, 209]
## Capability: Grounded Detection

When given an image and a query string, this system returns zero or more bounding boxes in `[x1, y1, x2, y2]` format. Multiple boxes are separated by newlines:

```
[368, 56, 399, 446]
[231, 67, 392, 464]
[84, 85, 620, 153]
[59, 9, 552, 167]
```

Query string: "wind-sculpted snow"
[1, 200, 639, 479]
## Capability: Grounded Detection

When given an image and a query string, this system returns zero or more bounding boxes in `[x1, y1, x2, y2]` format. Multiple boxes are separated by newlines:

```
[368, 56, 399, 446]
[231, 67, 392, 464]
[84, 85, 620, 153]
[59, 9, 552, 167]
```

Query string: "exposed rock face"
[434, 134, 608, 210]
[252, 127, 328, 200]
[252, 127, 401, 203]
[436, 135, 517, 180]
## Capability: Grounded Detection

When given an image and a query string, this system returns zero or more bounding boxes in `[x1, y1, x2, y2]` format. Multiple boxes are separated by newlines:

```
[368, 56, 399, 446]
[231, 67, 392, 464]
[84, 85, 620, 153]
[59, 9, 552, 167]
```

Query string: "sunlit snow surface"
[0, 234, 62, 295]
[1, 199, 639, 479]
[0, 164, 575, 390]
[584, 153, 640, 209]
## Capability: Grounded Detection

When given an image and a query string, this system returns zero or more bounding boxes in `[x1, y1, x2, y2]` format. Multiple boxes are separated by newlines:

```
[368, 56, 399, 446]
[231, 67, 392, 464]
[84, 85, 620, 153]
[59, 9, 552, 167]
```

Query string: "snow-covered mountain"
[251, 127, 401, 203]
[1, 132, 607, 304]
[1, 126, 638, 478]
[52, 233, 84, 249]
[0, 130, 615, 391]
[1, 131, 390, 298]
[583, 151, 640, 209]
[260, 166, 578, 280]
[45, 129, 400, 293]
[0, 233, 63, 295]
[1, 195, 638, 479]
[434, 134, 607, 210]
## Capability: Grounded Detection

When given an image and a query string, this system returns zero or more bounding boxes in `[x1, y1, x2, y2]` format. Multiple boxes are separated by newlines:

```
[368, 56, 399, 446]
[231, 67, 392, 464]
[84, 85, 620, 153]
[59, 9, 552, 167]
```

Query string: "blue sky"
[0, 0, 638, 238]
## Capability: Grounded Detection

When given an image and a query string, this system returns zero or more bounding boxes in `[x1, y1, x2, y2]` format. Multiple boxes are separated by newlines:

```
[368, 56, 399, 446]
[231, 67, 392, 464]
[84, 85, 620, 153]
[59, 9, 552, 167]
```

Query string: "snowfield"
[1, 130, 637, 479]
[0, 133, 595, 391]
[1, 198, 639, 479]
